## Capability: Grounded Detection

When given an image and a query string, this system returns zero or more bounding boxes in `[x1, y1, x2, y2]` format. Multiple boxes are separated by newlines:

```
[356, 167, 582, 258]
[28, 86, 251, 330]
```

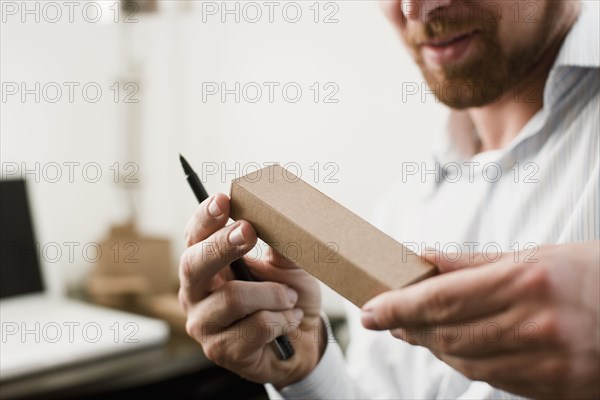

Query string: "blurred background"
[1, 0, 446, 398]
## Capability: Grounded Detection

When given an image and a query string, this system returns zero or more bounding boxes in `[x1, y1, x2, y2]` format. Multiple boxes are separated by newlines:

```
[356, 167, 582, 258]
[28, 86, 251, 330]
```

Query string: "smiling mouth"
[422, 30, 479, 47]
[419, 29, 481, 66]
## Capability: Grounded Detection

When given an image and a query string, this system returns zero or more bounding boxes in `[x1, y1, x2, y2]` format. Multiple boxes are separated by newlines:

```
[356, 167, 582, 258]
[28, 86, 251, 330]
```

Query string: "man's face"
[381, 1, 565, 109]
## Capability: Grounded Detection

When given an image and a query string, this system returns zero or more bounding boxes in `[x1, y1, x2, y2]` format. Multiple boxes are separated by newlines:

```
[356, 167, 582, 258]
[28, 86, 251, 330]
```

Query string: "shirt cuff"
[265, 313, 359, 400]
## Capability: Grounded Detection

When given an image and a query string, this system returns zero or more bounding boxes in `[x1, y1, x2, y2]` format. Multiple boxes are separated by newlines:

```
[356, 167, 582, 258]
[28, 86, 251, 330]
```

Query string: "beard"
[400, 5, 555, 109]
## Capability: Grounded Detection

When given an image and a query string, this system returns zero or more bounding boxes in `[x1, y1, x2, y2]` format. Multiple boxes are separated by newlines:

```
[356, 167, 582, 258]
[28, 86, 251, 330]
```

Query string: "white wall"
[1, 1, 448, 304]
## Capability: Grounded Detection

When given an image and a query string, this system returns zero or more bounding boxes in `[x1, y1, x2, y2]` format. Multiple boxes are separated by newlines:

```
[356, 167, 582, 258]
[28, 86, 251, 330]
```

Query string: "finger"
[192, 281, 298, 331]
[434, 349, 569, 399]
[361, 260, 518, 329]
[390, 305, 549, 358]
[200, 309, 303, 369]
[245, 250, 321, 317]
[184, 193, 230, 247]
[226, 309, 303, 361]
[265, 246, 299, 269]
[246, 247, 304, 281]
[179, 220, 257, 302]
[422, 250, 495, 273]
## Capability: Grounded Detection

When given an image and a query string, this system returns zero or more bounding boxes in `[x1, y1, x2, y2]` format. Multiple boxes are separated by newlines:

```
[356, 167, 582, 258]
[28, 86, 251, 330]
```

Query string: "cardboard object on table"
[229, 165, 437, 307]
[87, 223, 175, 309]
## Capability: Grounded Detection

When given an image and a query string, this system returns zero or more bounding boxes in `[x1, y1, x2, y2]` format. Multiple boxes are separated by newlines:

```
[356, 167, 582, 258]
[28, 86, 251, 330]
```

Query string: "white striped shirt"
[268, 2, 599, 399]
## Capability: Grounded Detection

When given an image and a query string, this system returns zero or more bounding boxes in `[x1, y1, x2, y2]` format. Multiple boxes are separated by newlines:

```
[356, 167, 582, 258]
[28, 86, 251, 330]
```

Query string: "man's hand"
[179, 193, 324, 388]
[361, 242, 600, 399]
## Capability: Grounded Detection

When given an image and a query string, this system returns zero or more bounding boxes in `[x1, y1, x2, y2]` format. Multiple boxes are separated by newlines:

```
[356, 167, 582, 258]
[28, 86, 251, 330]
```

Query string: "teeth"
[428, 32, 471, 47]
[434, 36, 460, 46]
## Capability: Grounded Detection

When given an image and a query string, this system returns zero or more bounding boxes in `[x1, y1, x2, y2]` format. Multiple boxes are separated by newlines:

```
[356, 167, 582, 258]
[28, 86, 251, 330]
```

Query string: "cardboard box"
[86, 223, 176, 309]
[230, 165, 437, 307]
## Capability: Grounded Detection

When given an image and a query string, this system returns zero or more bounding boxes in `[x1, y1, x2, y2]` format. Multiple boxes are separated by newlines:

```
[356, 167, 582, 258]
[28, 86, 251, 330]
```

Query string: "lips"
[422, 30, 479, 47]
[420, 30, 480, 66]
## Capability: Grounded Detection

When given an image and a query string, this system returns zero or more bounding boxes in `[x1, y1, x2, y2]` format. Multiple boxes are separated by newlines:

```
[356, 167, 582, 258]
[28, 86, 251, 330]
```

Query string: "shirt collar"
[552, 1, 600, 69]
[433, 1, 599, 165]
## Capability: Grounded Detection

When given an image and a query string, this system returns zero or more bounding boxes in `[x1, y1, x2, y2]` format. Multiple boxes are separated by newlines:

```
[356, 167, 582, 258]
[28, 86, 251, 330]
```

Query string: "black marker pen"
[179, 154, 295, 360]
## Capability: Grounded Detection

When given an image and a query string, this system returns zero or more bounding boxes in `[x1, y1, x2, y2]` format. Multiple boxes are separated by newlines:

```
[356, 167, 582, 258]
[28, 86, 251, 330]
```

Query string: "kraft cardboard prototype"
[230, 165, 437, 307]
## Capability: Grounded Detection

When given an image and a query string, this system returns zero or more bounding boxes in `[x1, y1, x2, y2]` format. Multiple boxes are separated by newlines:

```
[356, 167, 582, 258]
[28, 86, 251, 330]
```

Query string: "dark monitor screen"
[0, 180, 44, 299]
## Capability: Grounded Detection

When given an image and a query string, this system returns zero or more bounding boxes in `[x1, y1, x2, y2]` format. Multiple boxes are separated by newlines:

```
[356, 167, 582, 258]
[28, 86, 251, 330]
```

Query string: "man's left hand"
[361, 241, 600, 399]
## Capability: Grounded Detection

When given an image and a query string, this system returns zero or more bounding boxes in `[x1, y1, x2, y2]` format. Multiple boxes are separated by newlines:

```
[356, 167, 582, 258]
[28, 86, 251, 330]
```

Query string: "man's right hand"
[179, 193, 325, 388]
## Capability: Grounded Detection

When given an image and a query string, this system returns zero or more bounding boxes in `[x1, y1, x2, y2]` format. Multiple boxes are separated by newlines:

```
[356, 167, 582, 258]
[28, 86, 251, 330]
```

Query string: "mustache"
[406, 18, 486, 46]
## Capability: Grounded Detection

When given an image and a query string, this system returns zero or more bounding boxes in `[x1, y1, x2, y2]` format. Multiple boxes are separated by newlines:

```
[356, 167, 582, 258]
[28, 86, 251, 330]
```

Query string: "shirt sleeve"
[264, 312, 367, 399]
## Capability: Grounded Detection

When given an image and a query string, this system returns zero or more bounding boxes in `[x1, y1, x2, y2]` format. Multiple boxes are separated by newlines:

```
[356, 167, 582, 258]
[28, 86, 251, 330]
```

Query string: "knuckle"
[183, 218, 193, 242]
[253, 310, 273, 328]
[519, 264, 552, 297]
[179, 250, 197, 281]
[178, 288, 188, 311]
[271, 284, 289, 306]
[258, 319, 280, 338]
[536, 311, 562, 344]
[456, 359, 483, 381]
[544, 358, 569, 385]
[390, 328, 414, 344]
[204, 236, 229, 265]
[185, 233, 196, 248]
[193, 206, 210, 231]
[423, 287, 449, 323]
[203, 340, 225, 365]
[226, 344, 246, 366]
[185, 317, 199, 340]
[437, 334, 457, 355]
[377, 302, 396, 327]
[390, 328, 403, 340]
[221, 284, 245, 312]
[185, 216, 203, 246]
[184, 228, 192, 247]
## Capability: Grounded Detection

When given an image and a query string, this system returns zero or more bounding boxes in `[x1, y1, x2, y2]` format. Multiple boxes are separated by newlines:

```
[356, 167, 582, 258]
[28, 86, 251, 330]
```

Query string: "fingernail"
[287, 288, 298, 303]
[229, 225, 246, 246]
[361, 310, 377, 328]
[292, 308, 303, 322]
[208, 197, 223, 217]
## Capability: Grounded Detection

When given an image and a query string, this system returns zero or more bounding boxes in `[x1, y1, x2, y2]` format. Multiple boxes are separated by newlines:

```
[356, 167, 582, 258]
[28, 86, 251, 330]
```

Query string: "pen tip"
[179, 153, 193, 175]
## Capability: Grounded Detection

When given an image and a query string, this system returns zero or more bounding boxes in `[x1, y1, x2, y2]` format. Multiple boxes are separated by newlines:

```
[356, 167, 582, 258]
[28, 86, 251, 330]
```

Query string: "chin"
[422, 71, 505, 109]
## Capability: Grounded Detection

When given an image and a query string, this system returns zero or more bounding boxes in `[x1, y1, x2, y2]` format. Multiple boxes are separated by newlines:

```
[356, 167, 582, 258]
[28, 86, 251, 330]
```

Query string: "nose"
[401, 0, 453, 22]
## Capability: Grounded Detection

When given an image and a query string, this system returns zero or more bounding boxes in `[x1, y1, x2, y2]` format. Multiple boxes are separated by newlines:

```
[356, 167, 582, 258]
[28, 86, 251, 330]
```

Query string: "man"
[179, 0, 599, 398]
